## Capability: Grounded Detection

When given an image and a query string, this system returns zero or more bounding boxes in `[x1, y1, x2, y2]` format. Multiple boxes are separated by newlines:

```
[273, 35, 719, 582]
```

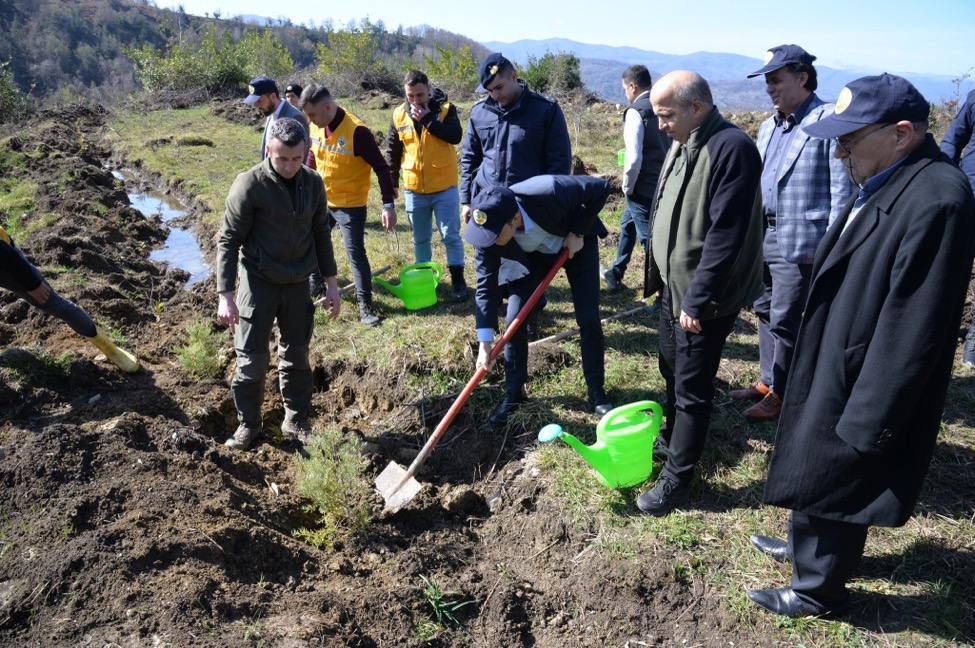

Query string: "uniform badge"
[473, 210, 488, 225]
[763, 51, 774, 65]
[488, 64, 498, 76]
[835, 87, 852, 114]
[248, 84, 256, 94]
[337, 136, 347, 148]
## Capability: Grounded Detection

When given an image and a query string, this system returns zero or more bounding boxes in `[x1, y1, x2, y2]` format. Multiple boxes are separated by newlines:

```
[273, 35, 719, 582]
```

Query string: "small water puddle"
[113, 169, 209, 287]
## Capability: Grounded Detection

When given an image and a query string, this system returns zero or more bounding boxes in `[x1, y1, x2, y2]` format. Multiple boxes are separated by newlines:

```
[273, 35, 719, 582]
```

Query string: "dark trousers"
[609, 194, 652, 282]
[657, 287, 737, 483]
[327, 206, 372, 304]
[753, 227, 812, 393]
[504, 236, 604, 395]
[788, 511, 869, 612]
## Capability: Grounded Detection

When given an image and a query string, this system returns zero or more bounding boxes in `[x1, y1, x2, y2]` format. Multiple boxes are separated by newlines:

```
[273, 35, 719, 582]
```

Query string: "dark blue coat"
[459, 81, 571, 205]
[941, 89, 975, 194]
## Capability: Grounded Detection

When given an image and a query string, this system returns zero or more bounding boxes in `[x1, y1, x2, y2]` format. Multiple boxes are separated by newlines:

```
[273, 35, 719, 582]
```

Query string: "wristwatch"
[383, 202, 395, 209]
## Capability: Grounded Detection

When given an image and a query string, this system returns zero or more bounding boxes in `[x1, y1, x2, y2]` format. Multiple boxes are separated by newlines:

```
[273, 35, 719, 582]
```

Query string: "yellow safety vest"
[392, 102, 459, 194]
[308, 111, 372, 208]
[0, 225, 10, 245]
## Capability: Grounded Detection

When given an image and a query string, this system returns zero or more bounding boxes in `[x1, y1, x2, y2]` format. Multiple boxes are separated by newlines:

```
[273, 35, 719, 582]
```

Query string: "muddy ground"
[0, 103, 966, 647]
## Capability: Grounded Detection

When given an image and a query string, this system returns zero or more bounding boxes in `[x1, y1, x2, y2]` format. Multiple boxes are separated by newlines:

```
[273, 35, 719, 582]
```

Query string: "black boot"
[358, 300, 381, 326]
[588, 386, 613, 417]
[448, 265, 468, 302]
[964, 320, 975, 367]
[489, 388, 526, 427]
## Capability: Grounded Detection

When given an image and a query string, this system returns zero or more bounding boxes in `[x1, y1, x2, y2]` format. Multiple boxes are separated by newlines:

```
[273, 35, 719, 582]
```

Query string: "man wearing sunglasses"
[748, 74, 975, 618]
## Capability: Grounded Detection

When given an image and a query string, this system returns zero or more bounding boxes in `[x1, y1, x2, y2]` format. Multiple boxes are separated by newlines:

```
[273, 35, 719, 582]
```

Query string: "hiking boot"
[225, 424, 261, 450]
[449, 265, 469, 302]
[359, 301, 381, 327]
[88, 326, 140, 373]
[281, 416, 312, 440]
[636, 475, 691, 516]
[489, 389, 526, 427]
[964, 321, 975, 367]
[600, 264, 624, 292]
[741, 390, 783, 423]
[729, 380, 769, 401]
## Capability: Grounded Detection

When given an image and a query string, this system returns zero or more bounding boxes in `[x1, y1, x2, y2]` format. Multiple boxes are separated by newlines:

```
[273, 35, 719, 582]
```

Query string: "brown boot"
[729, 380, 769, 401]
[741, 391, 782, 423]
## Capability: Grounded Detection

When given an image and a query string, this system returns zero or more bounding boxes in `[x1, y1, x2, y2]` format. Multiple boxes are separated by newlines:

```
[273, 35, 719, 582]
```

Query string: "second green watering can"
[538, 400, 663, 489]
[374, 262, 442, 310]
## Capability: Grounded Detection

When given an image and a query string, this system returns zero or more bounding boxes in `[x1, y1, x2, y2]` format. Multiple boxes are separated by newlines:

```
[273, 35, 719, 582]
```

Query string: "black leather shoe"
[750, 534, 791, 562]
[489, 390, 526, 427]
[636, 476, 690, 516]
[588, 388, 613, 417]
[747, 587, 834, 618]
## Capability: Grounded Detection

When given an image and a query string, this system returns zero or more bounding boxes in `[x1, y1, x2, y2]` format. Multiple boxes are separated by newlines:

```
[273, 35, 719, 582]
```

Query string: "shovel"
[375, 247, 570, 512]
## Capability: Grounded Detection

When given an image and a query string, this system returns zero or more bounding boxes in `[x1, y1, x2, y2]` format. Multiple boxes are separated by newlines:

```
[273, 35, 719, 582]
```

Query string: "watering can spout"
[373, 275, 402, 298]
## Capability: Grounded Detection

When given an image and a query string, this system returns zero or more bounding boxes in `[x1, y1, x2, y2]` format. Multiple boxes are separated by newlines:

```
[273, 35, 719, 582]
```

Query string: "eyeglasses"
[835, 123, 893, 155]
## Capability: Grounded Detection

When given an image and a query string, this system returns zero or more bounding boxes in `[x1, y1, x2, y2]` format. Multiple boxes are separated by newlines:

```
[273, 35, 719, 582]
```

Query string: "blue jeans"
[404, 186, 464, 267]
[609, 194, 652, 282]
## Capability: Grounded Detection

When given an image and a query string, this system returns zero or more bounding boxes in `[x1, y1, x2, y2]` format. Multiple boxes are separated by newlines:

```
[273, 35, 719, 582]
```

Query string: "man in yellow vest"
[299, 84, 398, 326]
[385, 70, 467, 301]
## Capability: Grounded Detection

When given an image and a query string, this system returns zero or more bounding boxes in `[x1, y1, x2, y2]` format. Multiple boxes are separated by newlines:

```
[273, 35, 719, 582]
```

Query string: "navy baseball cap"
[803, 73, 930, 139]
[285, 83, 303, 96]
[244, 77, 278, 104]
[747, 44, 816, 78]
[464, 186, 519, 248]
[477, 53, 511, 92]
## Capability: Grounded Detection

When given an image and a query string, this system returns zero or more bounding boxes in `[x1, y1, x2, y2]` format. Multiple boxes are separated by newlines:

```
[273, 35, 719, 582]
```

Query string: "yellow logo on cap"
[488, 65, 498, 76]
[836, 87, 852, 113]
[248, 85, 256, 94]
[473, 210, 488, 225]
[763, 51, 774, 65]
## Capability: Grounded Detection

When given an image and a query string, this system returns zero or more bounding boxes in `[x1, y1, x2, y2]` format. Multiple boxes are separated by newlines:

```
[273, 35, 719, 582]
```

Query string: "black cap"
[477, 53, 510, 92]
[463, 186, 519, 248]
[747, 44, 816, 78]
[284, 83, 303, 96]
[244, 76, 278, 104]
[803, 73, 930, 139]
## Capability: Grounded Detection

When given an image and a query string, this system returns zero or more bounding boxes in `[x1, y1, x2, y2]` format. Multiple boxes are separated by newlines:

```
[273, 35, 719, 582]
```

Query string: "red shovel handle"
[401, 247, 570, 478]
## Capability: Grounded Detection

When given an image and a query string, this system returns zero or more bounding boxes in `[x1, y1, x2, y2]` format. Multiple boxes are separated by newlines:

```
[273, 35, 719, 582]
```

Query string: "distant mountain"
[485, 39, 973, 110]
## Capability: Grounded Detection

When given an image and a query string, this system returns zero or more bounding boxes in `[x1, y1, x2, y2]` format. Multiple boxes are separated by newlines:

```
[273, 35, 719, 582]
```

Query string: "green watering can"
[617, 148, 626, 167]
[374, 262, 442, 310]
[538, 400, 663, 488]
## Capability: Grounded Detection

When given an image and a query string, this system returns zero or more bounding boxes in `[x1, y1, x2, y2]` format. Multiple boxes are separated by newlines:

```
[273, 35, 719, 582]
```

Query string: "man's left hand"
[381, 206, 397, 230]
[319, 276, 341, 319]
[679, 310, 701, 334]
[563, 232, 584, 259]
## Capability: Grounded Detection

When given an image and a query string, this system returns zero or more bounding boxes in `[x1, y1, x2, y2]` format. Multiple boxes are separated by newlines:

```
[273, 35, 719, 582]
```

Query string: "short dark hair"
[622, 65, 653, 90]
[299, 83, 332, 109]
[268, 118, 307, 147]
[495, 58, 515, 78]
[404, 70, 429, 86]
[785, 62, 818, 92]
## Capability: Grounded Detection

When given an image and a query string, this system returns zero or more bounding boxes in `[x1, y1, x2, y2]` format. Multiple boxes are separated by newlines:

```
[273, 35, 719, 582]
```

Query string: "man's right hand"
[476, 341, 495, 373]
[461, 204, 471, 223]
[217, 291, 239, 334]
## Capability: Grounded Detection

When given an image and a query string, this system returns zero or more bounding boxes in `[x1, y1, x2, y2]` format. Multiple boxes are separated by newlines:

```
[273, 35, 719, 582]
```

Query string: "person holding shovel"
[0, 225, 139, 372]
[216, 118, 341, 451]
[463, 175, 613, 425]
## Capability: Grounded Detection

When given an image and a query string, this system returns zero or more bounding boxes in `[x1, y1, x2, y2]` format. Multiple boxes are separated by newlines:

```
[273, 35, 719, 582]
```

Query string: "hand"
[476, 341, 495, 373]
[320, 276, 341, 319]
[27, 282, 52, 305]
[217, 291, 239, 334]
[679, 310, 701, 334]
[563, 232, 584, 259]
[461, 204, 472, 223]
[381, 206, 397, 230]
[409, 102, 430, 121]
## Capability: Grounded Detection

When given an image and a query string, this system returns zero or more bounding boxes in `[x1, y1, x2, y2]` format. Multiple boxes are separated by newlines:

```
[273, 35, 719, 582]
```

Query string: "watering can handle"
[602, 400, 663, 428]
[399, 249, 569, 479]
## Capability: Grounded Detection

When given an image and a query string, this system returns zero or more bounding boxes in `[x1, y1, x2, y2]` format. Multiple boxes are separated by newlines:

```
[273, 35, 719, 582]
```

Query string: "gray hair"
[268, 118, 307, 148]
[299, 83, 332, 109]
[672, 72, 713, 110]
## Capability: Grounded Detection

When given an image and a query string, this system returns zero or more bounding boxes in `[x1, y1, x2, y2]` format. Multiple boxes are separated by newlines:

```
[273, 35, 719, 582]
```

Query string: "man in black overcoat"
[748, 73, 975, 617]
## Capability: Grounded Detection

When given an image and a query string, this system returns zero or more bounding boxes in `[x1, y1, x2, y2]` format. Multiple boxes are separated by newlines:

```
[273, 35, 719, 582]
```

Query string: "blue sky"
[167, 0, 973, 78]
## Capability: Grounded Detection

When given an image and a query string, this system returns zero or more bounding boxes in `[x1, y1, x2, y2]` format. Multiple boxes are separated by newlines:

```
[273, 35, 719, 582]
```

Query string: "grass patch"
[173, 319, 226, 379]
[292, 425, 371, 550]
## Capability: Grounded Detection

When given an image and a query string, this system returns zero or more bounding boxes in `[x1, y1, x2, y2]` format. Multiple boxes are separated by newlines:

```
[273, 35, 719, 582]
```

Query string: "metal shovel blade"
[375, 461, 423, 512]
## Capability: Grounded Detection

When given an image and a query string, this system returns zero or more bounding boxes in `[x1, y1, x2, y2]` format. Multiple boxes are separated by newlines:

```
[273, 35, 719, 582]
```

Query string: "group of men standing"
[212, 51, 975, 622]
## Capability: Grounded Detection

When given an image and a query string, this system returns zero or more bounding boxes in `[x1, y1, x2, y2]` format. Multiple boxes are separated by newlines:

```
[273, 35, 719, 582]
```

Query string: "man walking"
[243, 76, 308, 160]
[300, 84, 397, 326]
[216, 118, 341, 450]
[731, 45, 855, 423]
[639, 71, 764, 515]
[386, 70, 468, 301]
[463, 176, 613, 424]
[748, 74, 975, 618]
[601, 64, 669, 292]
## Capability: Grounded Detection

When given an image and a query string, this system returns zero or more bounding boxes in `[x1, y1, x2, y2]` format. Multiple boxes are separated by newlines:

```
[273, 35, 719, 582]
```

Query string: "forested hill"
[0, 0, 487, 103]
